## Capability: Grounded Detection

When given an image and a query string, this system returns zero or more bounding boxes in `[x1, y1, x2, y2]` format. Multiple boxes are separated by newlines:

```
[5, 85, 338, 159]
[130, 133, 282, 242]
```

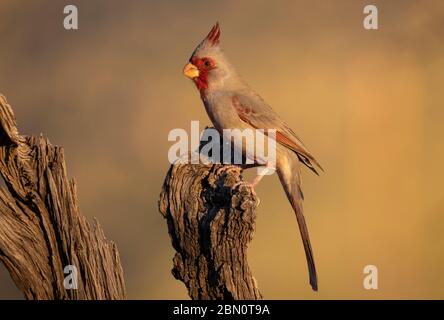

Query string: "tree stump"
[159, 152, 262, 300]
[0, 95, 126, 300]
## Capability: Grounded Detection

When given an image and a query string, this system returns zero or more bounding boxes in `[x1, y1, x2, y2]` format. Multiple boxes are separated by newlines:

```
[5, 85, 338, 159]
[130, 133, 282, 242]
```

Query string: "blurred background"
[0, 0, 443, 299]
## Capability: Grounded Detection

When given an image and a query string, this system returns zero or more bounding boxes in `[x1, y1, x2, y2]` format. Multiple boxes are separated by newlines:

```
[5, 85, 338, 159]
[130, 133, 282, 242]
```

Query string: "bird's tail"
[277, 161, 318, 291]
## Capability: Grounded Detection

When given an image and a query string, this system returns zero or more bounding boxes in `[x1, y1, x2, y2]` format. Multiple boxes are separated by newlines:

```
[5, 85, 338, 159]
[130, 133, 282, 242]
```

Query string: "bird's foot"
[250, 161, 275, 188]
[244, 181, 257, 197]
[232, 181, 257, 197]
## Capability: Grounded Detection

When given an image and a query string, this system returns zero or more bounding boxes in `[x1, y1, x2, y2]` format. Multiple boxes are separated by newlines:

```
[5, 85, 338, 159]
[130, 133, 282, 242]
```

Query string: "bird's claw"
[232, 181, 257, 197]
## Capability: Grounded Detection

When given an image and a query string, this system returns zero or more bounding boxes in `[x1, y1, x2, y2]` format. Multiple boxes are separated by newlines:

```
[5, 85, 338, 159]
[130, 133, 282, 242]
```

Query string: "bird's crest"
[204, 22, 220, 46]
[191, 22, 222, 59]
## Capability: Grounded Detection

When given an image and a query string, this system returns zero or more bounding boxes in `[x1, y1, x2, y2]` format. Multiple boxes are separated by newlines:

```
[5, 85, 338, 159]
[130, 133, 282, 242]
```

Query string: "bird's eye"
[204, 59, 211, 67]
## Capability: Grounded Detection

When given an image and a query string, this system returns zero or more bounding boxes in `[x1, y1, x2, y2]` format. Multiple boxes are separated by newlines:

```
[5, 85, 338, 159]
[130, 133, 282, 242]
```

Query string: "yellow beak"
[183, 63, 199, 79]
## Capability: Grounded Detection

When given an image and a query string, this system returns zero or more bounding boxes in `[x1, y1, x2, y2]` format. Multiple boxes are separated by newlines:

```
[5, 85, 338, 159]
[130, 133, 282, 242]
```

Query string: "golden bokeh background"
[0, 0, 443, 299]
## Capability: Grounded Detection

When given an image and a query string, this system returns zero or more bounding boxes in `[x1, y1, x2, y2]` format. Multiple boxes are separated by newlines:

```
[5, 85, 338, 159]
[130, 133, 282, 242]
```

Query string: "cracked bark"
[0, 95, 126, 300]
[159, 133, 262, 300]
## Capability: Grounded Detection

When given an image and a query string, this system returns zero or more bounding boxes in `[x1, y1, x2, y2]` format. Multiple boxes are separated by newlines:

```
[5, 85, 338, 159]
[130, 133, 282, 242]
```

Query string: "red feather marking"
[190, 56, 216, 94]
[232, 96, 254, 120]
[232, 96, 257, 123]
[275, 131, 306, 155]
[205, 22, 220, 46]
[232, 96, 323, 174]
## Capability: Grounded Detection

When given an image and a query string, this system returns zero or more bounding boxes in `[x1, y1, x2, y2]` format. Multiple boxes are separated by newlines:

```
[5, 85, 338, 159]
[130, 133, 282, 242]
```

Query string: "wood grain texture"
[159, 142, 262, 300]
[0, 95, 126, 300]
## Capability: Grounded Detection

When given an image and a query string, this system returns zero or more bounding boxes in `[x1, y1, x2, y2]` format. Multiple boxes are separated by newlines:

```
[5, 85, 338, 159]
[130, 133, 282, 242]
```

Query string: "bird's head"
[183, 23, 237, 95]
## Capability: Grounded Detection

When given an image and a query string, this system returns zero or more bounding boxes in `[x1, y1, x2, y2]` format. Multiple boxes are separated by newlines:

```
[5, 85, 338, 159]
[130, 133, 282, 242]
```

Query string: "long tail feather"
[277, 160, 318, 291]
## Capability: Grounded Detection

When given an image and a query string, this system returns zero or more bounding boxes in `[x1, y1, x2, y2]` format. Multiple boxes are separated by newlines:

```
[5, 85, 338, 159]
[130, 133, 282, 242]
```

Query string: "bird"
[182, 23, 323, 291]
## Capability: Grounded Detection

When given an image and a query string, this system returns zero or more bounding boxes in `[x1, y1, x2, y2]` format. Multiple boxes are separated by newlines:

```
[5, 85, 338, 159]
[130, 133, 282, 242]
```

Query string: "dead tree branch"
[159, 141, 262, 300]
[0, 94, 126, 300]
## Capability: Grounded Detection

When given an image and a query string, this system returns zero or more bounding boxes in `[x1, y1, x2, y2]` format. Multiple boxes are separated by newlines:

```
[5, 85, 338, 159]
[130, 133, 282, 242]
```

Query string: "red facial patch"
[190, 56, 216, 94]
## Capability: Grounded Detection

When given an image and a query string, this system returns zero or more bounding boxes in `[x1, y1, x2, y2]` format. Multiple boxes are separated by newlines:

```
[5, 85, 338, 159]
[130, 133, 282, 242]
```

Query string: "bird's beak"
[183, 63, 199, 79]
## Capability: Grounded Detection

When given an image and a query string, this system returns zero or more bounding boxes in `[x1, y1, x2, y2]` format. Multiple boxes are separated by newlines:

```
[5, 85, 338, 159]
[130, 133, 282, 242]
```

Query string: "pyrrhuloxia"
[183, 23, 323, 291]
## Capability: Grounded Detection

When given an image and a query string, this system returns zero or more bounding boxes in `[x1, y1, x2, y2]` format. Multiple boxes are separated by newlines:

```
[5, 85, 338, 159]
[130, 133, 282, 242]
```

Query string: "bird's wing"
[231, 93, 323, 174]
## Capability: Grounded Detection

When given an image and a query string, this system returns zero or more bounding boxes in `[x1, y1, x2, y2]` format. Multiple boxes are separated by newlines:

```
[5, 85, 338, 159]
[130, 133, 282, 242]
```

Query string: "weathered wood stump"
[159, 154, 262, 300]
[0, 95, 126, 300]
